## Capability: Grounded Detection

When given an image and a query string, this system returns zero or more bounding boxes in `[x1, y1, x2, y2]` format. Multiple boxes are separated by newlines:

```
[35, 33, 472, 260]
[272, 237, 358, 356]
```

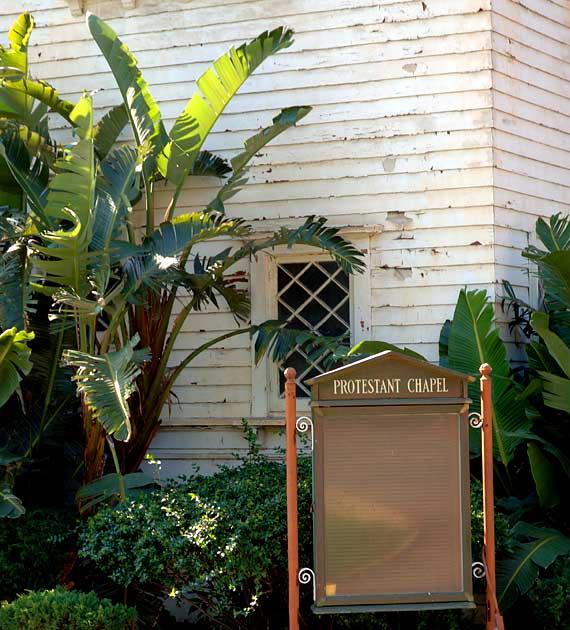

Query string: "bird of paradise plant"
[0, 12, 365, 510]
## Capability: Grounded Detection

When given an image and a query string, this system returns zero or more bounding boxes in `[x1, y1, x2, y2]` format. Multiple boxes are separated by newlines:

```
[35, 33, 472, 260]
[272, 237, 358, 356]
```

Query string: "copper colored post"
[285, 367, 300, 630]
[479, 363, 505, 630]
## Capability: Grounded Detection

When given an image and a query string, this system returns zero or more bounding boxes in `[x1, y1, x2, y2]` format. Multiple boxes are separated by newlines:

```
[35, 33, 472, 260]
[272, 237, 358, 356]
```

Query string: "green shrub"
[80, 435, 510, 629]
[80, 446, 311, 628]
[527, 555, 570, 629]
[0, 508, 76, 600]
[0, 587, 138, 629]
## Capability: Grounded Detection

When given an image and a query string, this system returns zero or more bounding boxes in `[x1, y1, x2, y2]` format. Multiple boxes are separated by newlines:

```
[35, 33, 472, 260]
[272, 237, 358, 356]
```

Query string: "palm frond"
[0, 77, 74, 123]
[0, 327, 34, 407]
[121, 212, 252, 295]
[32, 95, 95, 295]
[0, 486, 25, 518]
[252, 320, 349, 368]
[24, 292, 76, 406]
[447, 289, 530, 465]
[92, 145, 141, 251]
[497, 522, 570, 609]
[257, 216, 365, 275]
[206, 106, 310, 214]
[63, 334, 146, 441]
[0, 12, 33, 125]
[7, 12, 33, 55]
[88, 14, 168, 171]
[0, 240, 32, 330]
[159, 27, 294, 194]
[76, 471, 155, 513]
[94, 103, 129, 160]
[191, 150, 231, 178]
[0, 124, 49, 228]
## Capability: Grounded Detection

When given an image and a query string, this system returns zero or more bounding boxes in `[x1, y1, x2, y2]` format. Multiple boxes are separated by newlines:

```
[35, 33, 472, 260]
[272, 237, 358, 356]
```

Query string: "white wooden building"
[2, 0, 569, 474]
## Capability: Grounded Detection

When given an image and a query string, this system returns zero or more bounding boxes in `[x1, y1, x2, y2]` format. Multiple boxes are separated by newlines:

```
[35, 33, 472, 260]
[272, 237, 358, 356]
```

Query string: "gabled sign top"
[307, 350, 474, 402]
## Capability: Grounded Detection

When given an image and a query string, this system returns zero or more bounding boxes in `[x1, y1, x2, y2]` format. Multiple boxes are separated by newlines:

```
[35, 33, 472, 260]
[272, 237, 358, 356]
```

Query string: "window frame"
[250, 230, 373, 417]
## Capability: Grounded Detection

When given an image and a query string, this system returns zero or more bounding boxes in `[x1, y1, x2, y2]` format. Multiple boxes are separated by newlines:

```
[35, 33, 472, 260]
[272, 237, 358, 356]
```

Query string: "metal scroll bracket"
[296, 416, 314, 450]
[469, 412, 483, 429]
[472, 561, 486, 579]
[298, 567, 316, 601]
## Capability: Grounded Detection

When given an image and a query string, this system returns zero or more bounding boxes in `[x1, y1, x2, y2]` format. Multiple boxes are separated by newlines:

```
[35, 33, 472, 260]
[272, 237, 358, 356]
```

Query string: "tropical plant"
[0, 12, 365, 510]
[0, 13, 83, 517]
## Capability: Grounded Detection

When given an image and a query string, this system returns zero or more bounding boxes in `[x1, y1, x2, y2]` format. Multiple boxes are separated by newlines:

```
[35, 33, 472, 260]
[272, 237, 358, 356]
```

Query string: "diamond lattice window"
[277, 261, 350, 397]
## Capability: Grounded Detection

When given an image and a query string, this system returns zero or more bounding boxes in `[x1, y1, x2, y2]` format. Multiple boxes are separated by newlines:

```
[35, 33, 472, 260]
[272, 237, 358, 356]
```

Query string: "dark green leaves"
[497, 522, 570, 610]
[76, 471, 155, 513]
[447, 289, 529, 464]
[0, 327, 34, 407]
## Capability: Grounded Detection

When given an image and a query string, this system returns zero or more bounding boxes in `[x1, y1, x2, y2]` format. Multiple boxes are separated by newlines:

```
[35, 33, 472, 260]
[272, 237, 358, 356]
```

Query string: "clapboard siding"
[6, 0, 569, 473]
[489, 0, 570, 358]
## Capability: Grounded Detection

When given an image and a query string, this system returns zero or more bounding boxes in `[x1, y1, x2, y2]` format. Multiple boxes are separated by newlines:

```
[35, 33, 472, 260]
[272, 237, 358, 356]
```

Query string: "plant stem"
[106, 435, 126, 502]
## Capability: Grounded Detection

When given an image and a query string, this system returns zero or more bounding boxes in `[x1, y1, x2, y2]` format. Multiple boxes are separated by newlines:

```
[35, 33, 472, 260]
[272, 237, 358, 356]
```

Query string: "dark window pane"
[277, 261, 350, 397]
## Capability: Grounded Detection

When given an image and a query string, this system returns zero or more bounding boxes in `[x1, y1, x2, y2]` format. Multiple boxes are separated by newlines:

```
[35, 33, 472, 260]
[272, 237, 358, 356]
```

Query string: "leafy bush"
[0, 587, 138, 629]
[0, 508, 76, 600]
[80, 432, 510, 629]
[527, 555, 570, 629]
[80, 443, 311, 628]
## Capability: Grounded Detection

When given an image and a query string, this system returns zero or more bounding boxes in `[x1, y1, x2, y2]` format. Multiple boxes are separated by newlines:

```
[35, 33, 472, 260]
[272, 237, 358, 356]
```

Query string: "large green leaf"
[92, 145, 141, 252]
[535, 213, 570, 253]
[527, 442, 560, 508]
[93, 103, 129, 160]
[0, 77, 74, 123]
[0, 327, 34, 407]
[532, 311, 570, 379]
[447, 289, 530, 464]
[33, 95, 95, 294]
[0, 125, 49, 228]
[76, 471, 154, 512]
[531, 311, 570, 416]
[524, 214, 570, 314]
[497, 522, 570, 609]
[121, 212, 251, 295]
[0, 12, 33, 120]
[159, 27, 294, 194]
[63, 334, 144, 441]
[0, 240, 31, 330]
[87, 14, 168, 171]
[0, 486, 25, 518]
[259, 216, 365, 275]
[206, 106, 311, 214]
[191, 150, 231, 178]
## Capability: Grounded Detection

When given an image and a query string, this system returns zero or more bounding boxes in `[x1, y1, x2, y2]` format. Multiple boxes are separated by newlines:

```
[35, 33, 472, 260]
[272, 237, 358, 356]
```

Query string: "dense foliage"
[527, 556, 570, 629]
[0, 12, 363, 517]
[0, 587, 138, 630]
[0, 508, 76, 601]
[79, 435, 501, 629]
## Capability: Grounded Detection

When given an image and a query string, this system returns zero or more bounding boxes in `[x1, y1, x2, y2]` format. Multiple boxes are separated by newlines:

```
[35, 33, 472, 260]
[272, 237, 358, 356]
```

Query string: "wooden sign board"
[306, 351, 475, 613]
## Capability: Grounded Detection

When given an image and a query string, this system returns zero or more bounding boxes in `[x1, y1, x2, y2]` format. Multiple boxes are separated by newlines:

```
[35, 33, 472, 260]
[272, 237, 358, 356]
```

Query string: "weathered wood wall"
[1, 0, 568, 473]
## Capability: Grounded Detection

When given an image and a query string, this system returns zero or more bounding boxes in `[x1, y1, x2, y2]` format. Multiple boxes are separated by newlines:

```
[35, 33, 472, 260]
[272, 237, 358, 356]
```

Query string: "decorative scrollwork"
[296, 416, 314, 450]
[469, 412, 483, 429]
[298, 567, 316, 601]
[472, 561, 486, 579]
